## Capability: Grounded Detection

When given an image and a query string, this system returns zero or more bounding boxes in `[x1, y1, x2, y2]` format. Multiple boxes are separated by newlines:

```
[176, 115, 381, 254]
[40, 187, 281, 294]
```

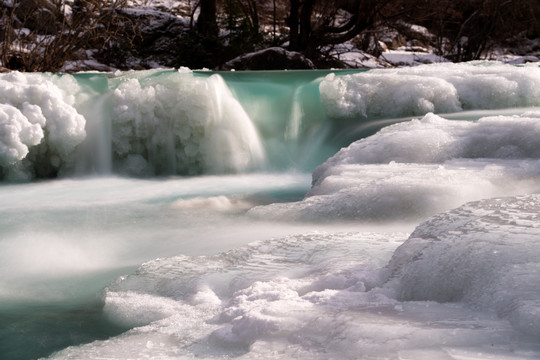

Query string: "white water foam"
[1, 173, 347, 303]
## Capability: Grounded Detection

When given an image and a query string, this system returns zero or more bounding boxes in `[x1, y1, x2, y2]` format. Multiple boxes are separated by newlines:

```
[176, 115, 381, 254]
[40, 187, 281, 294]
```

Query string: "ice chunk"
[314, 112, 540, 183]
[0, 104, 44, 165]
[320, 72, 460, 119]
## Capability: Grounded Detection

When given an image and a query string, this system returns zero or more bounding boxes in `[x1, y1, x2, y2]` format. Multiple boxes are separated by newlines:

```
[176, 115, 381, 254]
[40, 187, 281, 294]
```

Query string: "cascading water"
[0, 68, 371, 180]
[2, 62, 540, 360]
[0, 69, 270, 180]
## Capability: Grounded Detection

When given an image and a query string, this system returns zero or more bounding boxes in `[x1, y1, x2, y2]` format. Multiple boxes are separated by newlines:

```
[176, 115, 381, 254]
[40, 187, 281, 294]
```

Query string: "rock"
[220, 47, 316, 70]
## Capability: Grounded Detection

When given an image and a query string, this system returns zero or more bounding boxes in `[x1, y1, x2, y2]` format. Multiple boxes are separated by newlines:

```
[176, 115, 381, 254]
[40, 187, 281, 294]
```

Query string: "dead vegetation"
[0, 0, 138, 72]
[1, 0, 539, 72]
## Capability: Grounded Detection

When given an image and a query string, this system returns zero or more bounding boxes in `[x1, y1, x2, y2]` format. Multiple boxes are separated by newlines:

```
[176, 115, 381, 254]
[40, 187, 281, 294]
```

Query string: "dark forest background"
[1, 0, 540, 72]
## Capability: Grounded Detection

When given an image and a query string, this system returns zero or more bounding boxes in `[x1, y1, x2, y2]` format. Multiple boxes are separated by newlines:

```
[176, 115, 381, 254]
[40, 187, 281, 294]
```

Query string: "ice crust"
[47, 205, 540, 358]
[320, 62, 540, 119]
[250, 112, 540, 221]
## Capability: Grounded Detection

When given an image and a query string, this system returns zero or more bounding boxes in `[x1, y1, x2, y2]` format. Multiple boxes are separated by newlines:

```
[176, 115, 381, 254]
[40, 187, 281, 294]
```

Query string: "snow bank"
[320, 62, 540, 120]
[249, 112, 540, 222]
[385, 194, 540, 337]
[0, 72, 86, 180]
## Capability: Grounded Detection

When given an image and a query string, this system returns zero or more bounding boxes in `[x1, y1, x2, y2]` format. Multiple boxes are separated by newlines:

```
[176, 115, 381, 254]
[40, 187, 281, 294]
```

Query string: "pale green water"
[2, 64, 540, 359]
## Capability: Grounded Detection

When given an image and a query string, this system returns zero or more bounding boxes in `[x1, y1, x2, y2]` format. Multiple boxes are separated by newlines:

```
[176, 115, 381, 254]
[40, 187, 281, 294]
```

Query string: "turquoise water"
[2, 63, 540, 359]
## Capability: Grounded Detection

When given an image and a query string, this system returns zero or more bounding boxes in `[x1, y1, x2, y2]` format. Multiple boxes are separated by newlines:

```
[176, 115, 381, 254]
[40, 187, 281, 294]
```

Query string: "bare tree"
[238, 0, 260, 33]
[286, 0, 399, 58]
[405, 0, 539, 61]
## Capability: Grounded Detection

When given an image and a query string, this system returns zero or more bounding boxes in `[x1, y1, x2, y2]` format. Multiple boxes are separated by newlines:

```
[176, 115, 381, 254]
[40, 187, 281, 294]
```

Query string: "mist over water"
[2, 63, 540, 359]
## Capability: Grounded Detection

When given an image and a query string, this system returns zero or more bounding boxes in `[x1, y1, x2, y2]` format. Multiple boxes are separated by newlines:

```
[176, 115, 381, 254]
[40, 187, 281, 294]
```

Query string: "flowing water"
[2, 63, 540, 359]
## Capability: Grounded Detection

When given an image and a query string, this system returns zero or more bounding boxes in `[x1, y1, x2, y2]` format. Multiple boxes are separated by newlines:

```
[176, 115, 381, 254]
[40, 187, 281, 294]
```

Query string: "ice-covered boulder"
[320, 62, 540, 120]
[385, 194, 540, 337]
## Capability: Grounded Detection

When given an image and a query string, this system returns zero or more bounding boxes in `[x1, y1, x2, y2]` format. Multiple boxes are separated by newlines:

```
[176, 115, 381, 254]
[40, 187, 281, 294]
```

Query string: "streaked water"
[1, 63, 540, 359]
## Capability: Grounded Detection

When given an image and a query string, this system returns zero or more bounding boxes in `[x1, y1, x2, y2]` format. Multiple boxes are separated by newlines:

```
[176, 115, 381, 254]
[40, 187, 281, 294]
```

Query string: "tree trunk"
[197, 0, 218, 38]
[248, 0, 259, 34]
[273, 0, 277, 42]
[299, 0, 314, 51]
[288, 0, 300, 50]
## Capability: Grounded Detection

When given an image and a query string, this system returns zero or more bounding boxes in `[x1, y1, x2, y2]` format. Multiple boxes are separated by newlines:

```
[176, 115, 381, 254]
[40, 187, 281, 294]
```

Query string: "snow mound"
[385, 194, 540, 337]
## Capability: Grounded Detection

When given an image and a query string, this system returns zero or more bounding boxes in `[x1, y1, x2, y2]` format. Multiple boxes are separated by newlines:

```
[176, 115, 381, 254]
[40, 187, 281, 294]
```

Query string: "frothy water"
[0, 174, 315, 302]
[1, 62, 540, 359]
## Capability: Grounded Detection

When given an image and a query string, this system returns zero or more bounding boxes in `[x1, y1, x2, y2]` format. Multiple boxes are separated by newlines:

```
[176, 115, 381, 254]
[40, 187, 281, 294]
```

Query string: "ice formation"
[250, 112, 540, 221]
[111, 71, 265, 175]
[0, 72, 86, 180]
[2, 62, 540, 180]
[46, 199, 540, 359]
[320, 62, 540, 119]
[0, 69, 266, 179]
